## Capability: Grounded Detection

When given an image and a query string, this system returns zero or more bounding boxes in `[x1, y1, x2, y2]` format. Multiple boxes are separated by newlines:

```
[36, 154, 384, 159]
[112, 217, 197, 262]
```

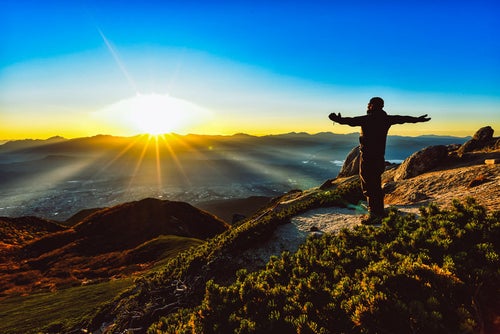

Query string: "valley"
[0, 132, 465, 221]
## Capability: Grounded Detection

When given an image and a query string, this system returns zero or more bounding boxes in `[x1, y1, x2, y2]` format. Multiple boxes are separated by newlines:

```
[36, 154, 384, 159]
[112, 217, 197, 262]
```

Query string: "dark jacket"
[333, 110, 424, 159]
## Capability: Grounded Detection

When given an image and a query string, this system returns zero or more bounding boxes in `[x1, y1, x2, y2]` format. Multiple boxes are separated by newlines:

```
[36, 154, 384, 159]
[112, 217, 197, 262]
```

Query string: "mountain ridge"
[0, 131, 468, 153]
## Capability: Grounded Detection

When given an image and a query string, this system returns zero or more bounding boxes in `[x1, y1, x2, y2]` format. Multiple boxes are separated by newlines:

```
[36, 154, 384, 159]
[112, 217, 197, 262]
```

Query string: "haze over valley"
[0, 132, 467, 220]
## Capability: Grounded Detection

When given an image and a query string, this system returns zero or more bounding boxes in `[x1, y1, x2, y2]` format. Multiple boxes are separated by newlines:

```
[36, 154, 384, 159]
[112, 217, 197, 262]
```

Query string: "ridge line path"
[241, 204, 419, 268]
[241, 158, 499, 269]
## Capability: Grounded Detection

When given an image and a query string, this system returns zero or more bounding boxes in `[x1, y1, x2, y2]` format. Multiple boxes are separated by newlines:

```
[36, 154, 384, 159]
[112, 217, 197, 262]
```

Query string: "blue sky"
[1, 0, 499, 138]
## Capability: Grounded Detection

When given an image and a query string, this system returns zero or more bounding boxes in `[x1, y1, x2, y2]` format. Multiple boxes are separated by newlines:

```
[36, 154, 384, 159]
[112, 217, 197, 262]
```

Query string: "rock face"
[458, 126, 495, 156]
[338, 146, 360, 177]
[473, 126, 494, 141]
[394, 145, 448, 181]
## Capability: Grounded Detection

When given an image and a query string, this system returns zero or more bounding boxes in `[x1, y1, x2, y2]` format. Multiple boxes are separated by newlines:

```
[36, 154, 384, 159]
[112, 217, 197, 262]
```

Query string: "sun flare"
[96, 93, 211, 135]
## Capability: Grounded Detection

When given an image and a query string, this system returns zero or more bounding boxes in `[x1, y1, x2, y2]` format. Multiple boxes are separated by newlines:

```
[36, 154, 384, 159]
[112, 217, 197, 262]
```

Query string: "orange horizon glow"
[1, 117, 491, 141]
[0, 128, 479, 142]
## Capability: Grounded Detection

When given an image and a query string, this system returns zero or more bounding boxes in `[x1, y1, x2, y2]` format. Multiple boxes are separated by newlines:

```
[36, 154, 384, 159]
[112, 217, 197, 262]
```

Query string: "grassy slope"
[0, 278, 132, 334]
[0, 235, 204, 334]
[128, 235, 205, 266]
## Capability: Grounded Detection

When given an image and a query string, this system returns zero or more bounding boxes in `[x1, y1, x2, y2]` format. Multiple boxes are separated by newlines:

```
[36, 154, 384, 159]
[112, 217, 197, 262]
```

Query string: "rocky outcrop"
[393, 145, 448, 181]
[457, 126, 496, 156]
[338, 146, 360, 177]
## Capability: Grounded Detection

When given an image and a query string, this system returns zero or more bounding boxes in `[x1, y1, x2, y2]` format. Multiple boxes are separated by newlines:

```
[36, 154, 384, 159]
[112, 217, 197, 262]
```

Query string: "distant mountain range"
[0, 132, 468, 156]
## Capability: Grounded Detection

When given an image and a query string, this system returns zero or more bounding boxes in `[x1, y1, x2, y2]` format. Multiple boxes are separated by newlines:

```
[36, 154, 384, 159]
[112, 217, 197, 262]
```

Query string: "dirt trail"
[241, 204, 421, 267]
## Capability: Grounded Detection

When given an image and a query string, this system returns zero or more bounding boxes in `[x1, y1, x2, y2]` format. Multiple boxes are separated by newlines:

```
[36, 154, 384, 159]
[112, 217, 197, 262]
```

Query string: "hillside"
[80, 168, 498, 334]
[0, 216, 64, 249]
[384, 150, 500, 212]
[0, 198, 228, 297]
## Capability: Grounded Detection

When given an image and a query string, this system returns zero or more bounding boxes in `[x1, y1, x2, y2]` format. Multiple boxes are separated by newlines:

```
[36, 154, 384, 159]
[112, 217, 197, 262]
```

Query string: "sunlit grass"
[0, 278, 133, 334]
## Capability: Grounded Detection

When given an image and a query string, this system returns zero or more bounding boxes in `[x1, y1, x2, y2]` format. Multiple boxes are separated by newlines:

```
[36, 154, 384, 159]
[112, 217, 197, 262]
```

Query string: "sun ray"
[0, 155, 106, 218]
[153, 135, 163, 191]
[127, 135, 153, 190]
[158, 134, 191, 186]
[97, 28, 138, 94]
[195, 143, 321, 191]
[94, 135, 147, 176]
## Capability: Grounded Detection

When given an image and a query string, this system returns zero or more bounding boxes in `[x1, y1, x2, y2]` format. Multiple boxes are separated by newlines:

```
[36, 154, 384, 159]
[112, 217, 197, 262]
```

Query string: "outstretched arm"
[389, 114, 431, 125]
[328, 113, 365, 127]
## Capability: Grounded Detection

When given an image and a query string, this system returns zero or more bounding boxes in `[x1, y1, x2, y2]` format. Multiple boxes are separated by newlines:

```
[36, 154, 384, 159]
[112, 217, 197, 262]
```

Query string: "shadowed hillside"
[0, 216, 64, 249]
[0, 198, 228, 297]
[195, 196, 273, 223]
[72, 198, 229, 252]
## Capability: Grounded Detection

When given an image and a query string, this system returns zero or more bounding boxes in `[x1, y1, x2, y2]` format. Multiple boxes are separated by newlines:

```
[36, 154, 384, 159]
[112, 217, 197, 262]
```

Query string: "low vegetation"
[152, 198, 499, 333]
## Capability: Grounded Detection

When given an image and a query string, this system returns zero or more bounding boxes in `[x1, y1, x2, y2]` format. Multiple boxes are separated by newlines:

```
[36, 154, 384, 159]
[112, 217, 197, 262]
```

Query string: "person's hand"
[418, 114, 431, 122]
[329, 112, 342, 122]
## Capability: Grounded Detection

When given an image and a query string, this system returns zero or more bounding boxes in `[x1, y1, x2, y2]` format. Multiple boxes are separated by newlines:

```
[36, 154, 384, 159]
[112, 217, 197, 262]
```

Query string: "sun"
[97, 93, 211, 135]
[127, 93, 211, 135]
[129, 94, 185, 135]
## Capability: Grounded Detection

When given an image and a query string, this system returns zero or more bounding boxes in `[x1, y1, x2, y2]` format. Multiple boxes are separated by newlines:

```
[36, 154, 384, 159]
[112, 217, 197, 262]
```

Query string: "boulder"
[472, 126, 494, 141]
[408, 191, 429, 202]
[338, 146, 401, 179]
[338, 146, 360, 177]
[458, 126, 495, 156]
[394, 145, 448, 180]
[382, 181, 397, 194]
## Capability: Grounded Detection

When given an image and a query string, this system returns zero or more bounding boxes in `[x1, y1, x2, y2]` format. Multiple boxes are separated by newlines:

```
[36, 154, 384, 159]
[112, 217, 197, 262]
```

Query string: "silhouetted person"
[329, 97, 431, 224]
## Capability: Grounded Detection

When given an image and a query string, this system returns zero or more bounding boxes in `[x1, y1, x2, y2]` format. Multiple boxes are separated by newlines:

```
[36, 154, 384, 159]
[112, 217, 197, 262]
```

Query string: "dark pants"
[359, 156, 385, 217]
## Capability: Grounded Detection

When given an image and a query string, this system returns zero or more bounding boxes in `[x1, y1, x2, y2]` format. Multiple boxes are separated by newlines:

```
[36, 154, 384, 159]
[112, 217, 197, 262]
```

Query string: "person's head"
[367, 97, 384, 112]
